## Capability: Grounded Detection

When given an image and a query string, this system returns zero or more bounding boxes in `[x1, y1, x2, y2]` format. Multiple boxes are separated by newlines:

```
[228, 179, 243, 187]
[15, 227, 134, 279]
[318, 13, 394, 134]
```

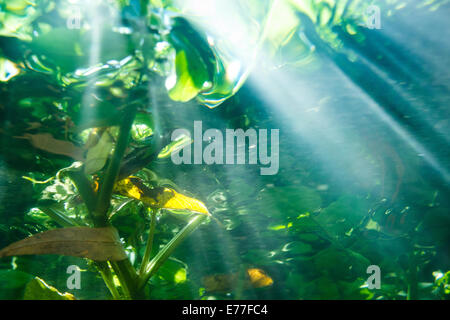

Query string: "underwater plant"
[0, 0, 448, 301]
[0, 0, 242, 299]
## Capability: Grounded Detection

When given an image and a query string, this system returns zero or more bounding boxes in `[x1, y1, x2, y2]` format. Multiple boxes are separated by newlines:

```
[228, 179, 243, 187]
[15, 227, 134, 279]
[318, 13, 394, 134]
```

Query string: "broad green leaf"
[0, 269, 34, 299]
[6, 0, 31, 12]
[313, 247, 371, 281]
[167, 18, 213, 102]
[196, 52, 247, 108]
[29, 28, 84, 73]
[314, 195, 369, 240]
[0, 8, 38, 40]
[169, 17, 216, 81]
[0, 226, 127, 261]
[258, 186, 322, 217]
[30, 28, 132, 73]
[167, 50, 205, 102]
[281, 241, 313, 256]
[23, 277, 76, 300]
[155, 258, 187, 284]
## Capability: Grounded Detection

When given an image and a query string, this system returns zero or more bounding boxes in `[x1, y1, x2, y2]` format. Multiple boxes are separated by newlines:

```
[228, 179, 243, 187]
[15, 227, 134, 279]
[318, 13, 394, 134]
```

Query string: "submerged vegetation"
[0, 0, 449, 300]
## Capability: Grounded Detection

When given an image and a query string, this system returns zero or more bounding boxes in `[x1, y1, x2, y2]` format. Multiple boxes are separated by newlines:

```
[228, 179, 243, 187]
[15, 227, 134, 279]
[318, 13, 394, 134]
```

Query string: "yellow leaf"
[159, 188, 209, 215]
[246, 268, 273, 288]
[113, 177, 147, 202]
[114, 177, 210, 215]
[113, 275, 121, 287]
[174, 268, 187, 283]
[268, 224, 287, 231]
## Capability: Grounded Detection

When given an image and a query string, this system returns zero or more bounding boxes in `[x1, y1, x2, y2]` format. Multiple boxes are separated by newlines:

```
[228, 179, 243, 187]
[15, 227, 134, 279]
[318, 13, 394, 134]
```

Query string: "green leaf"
[157, 134, 192, 159]
[196, 54, 244, 108]
[131, 113, 154, 143]
[167, 18, 213, 102]
[0, 269, 34, 299]
[314, 195, 369, 240]
[281, 241, 313, 256]
[168, 50, 205, 102]
[23, 277, 76, 300]
[30, 28, 132, 73]
[314, 247, 371, 281]
[0, 5, 38, 40]
[29, 28, 84, 73]
[170, 17, 216, 80]
[155, 259, 186, 284]
[258, 186, 322, 218]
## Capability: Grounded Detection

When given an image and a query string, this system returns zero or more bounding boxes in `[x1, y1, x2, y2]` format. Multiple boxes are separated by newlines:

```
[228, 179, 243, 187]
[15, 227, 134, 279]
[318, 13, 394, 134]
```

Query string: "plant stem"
[137, 214, 206, 291]
[66, 170, 96, 214]
[94, 105, 137, 226]
[39, 206, 80, 227]
[96, 261, 122, 300]
[89, 104, 138, 298]
[139, 208, 157, 276]
[110, 259, 138, 299]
